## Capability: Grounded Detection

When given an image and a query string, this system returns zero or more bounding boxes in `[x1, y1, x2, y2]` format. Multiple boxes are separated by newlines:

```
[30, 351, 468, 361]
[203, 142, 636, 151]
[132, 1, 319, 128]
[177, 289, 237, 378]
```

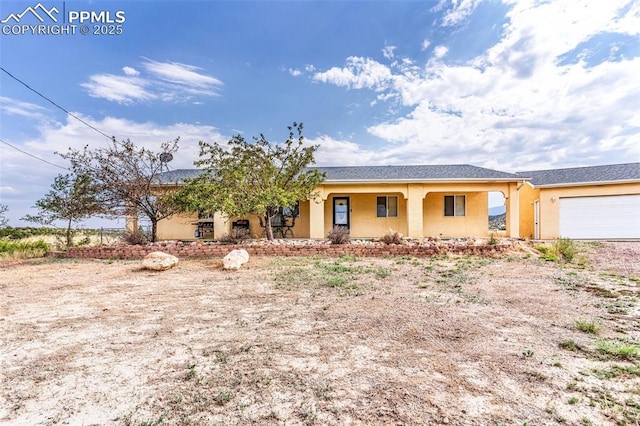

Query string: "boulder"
[223, 249, 250, 270]
[142, 251, 179, 271]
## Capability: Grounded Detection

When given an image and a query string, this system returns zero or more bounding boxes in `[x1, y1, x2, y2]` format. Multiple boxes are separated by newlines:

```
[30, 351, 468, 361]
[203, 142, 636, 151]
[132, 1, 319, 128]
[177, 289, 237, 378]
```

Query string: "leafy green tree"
[59, 137, 180, 242]
[175, 122, 325, 240]
[22, 173, 103, 247]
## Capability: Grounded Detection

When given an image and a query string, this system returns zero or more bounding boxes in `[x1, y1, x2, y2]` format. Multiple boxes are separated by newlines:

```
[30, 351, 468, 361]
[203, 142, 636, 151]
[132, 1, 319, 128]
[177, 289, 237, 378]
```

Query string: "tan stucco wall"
[323, 193, 408, 238]
[294, 200, 311, 238]
[157, 213, 197, 240]
[518, 183, 540, 240]
[423, 192, 488, 238]
[155, 181, 520, 240]
[158, 211, 230, 240]
[157, 202, 312, 241]
[535, 182, 640, 240]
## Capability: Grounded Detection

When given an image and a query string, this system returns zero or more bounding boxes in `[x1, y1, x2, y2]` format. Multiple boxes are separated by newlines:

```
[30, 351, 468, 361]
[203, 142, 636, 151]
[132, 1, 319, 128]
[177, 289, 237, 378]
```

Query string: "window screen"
[444, 195, 465, 216]
[377, 196, 398, 217]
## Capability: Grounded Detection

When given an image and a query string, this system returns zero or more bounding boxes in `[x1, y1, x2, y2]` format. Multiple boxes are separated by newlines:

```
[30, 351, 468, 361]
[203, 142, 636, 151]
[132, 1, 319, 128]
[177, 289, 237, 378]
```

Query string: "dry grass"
[1, 242, 639, 425]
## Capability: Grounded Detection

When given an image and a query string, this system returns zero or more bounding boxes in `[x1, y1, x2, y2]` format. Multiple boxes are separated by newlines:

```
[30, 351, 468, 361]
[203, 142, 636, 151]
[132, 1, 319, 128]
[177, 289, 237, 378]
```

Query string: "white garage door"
[559, 195, 640, 239]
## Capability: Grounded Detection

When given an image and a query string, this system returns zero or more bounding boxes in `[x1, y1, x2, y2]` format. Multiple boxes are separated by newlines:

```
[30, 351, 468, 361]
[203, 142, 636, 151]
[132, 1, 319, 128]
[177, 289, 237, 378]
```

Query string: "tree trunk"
[151, 219, 158, 243]
[264, 213, 274, 241]
[66, 218, 73, 248]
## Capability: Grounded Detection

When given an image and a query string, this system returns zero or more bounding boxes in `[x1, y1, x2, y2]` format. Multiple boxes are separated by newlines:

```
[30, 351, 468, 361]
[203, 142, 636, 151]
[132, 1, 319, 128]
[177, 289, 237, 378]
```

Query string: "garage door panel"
[559, 195, 640, 239]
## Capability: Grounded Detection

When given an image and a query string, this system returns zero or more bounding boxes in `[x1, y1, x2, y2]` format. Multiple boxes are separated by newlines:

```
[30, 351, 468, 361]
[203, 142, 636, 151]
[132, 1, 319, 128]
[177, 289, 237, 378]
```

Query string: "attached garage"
[559, 194, 640, 239]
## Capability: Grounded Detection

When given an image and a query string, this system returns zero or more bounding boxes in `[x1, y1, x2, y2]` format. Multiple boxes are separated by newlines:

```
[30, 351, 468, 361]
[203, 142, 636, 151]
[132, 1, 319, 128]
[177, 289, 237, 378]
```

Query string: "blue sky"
[1, 0, 639, 227]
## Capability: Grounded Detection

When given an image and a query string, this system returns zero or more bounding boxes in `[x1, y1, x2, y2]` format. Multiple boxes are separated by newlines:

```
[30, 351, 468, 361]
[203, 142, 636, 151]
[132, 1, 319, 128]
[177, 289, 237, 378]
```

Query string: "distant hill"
[489, 206, 506, 216]
[489, 213, 506, 230]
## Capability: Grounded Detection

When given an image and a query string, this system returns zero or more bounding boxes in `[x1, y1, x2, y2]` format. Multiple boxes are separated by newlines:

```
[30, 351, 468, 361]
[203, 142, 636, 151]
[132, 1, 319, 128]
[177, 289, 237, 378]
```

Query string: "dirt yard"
[1, 242, 639, 425]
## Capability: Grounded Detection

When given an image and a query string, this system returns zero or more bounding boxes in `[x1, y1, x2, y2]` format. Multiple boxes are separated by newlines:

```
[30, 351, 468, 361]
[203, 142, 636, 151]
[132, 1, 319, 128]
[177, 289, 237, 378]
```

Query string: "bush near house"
[218, 228, 252, 245]
[327, 226, 351, 244]
[380, 230, 404, 245]
[0, 240, 50, 259]
[537, 238, 578, 263]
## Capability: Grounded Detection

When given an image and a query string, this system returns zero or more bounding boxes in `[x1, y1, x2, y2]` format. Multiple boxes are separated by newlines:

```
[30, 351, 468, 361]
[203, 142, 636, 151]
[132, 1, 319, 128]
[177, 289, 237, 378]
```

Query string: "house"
[517, 162, 640, 240]
[152, 165, 527, 241]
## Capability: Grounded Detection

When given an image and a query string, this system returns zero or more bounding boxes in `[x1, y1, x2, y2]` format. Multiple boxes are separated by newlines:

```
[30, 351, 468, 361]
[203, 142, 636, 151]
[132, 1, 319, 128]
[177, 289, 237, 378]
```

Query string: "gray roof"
[314, 165, 522, 181]
[517, 162, 640, 187]
[156, 164, 523, 184]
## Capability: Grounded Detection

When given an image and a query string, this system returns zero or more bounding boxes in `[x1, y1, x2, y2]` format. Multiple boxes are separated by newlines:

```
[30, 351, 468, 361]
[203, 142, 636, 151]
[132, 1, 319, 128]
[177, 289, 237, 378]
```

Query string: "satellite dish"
[159, 153, 174, 163]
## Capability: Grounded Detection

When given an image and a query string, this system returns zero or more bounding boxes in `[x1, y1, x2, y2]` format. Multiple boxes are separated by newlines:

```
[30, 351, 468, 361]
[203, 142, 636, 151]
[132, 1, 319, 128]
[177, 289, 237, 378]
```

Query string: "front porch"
[306, 182, 521, 239]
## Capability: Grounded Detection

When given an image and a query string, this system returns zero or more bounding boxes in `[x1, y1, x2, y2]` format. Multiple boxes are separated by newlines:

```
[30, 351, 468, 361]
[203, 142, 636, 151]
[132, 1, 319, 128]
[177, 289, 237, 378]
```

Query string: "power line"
[0, 138, 69, 171]
[0, 66, 116, 141]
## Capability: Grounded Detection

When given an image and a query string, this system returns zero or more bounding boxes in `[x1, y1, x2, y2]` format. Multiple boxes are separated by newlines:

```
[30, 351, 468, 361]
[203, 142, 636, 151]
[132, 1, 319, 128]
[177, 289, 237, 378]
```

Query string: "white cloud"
[81, 74, 155, 104]
[307, 136, 383, 166]
[142, 59, 223, 92]
[122, 66, 139, 76]
[313, 56, 394, 90]
[0, 96, 48, 120]
[382, 45, 396, 60]
[441, 0, 482, 26]
[433, 45, 448, 59]
[308, 0, 640, 171]
[81, 59, 223, 104]
[421, 39, 431, 51]
[288, 68, 302, 77]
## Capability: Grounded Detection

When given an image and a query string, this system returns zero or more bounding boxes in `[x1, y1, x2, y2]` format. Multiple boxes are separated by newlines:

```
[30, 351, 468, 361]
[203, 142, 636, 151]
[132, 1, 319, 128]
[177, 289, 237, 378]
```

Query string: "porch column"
[406, 184, 424, 238]
[125, 202, 138, 233]
[506, 182, 520, 238]
[309, 197, 325, 239]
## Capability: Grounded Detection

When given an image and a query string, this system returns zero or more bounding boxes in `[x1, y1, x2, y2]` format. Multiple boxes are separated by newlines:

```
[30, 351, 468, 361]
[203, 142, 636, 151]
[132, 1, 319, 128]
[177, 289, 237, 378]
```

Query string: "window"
[377, 196, 398, 217]
[444, 195, 465, 217]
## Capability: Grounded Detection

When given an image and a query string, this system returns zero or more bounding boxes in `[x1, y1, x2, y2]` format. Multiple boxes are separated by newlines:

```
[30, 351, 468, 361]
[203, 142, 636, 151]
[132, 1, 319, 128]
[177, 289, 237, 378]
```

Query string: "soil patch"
[1, 243, 639, 425]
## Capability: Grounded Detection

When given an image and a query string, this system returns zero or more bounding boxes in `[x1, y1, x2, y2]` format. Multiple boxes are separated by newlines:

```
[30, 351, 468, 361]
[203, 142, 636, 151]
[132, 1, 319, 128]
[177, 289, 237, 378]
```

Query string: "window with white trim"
[444, 195, 466, 217]
[376, 196, 398, 217]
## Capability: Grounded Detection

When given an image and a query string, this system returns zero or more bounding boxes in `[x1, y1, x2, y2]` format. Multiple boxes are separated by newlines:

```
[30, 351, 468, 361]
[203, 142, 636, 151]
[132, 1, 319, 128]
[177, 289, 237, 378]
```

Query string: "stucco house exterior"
[517, 162, 640, 240]
[152, 164, 527, 241]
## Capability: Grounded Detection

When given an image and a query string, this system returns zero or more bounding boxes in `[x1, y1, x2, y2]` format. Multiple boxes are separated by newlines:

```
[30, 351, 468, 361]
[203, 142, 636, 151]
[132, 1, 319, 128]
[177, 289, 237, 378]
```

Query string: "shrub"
[0, 239, 50, 258]
[536, 239, 577, 262]
[0, 226, 62, 240]
[558, 340, 583, 351]
[596, 340, 639, 360]
[380, 229, 403, 245]
[554, 237, 577, 262]
[574, 319, 602, 334]
[122, 230, 149, 245]
[536, 245, 550, 254]
[541, 252, 559, 262]
[218, 228, 251, 244]
[327, 226, 350, 245]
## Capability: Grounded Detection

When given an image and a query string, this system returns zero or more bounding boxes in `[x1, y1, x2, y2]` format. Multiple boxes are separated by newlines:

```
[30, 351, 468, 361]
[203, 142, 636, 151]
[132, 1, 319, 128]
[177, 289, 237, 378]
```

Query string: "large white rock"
[142, 251, 179, 271]
[223, 249, 250, 270]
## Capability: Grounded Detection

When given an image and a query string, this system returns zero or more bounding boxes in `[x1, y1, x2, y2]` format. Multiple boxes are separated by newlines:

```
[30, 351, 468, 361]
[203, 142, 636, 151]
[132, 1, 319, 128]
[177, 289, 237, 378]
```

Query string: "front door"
[333, 197, 350, 229]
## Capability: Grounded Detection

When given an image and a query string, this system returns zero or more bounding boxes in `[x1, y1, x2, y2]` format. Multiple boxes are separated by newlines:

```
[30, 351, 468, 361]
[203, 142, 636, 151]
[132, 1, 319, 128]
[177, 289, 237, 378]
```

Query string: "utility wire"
[0, 66, 115, 141]
[0, 138, 69, 171]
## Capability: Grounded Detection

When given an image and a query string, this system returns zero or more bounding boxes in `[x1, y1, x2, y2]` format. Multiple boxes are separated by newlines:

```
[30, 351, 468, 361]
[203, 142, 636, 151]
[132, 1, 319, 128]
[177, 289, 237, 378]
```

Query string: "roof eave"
[535, 179, 640, 188]
[323, 178, 527, 184]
